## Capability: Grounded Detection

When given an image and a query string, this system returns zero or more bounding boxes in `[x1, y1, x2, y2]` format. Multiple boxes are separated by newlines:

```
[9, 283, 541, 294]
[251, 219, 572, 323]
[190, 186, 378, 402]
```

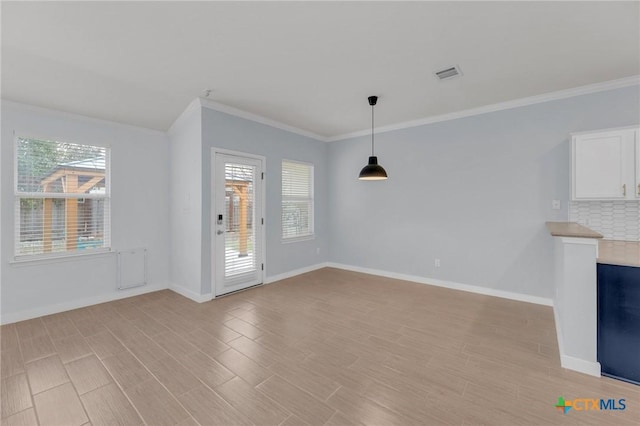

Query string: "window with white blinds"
[282, 160, 314, 240]
[15, 137, 110, 258]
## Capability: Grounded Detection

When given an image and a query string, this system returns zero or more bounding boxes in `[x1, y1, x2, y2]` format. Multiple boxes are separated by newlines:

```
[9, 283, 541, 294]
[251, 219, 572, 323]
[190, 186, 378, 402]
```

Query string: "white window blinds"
[15, 137, 110, 258]
[282, 160, 314, 240]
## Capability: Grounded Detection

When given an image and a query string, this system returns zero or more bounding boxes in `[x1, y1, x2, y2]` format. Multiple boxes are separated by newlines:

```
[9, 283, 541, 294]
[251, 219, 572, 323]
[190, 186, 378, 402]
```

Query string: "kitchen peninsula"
[547, 221, 603, 377]
[548, 221, 640, 382]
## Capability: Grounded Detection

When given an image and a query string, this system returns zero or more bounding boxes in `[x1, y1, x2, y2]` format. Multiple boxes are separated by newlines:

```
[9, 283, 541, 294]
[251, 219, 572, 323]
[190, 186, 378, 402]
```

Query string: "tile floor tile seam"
[48, 367, 92, 425]
[265, 361, 341, 402]
[76, 379, 112, 397]
[1, 346, 25, 381]
[233, 363, 273, 390]
[381, 355, 432, 377]
[52, 336, 95, 365]
[25, 355, 73, 397]
[21, 378, 39, 425]
[2, 407, 38, 426]
[27, 380, 85, 424]
[42, 317, 81, 339]
[214, 375, 294, 424]
[154, 345, 238, 397]
[107, 317, 174, 358]
[256, 374, 337, 425]
[204, 367, 238, 392]
[277, 415, 295, 426]
[326, 386, 414, 426]
[218, 334, 242, 348]
[89, 335, 183, 426]
[422, 354, 470, 368]
[13, 328, 40, 425]
[96, 321, 201, 426]
[18, 335, 56, 364]
[322, 385, 343, 403]
[460, 344, 554, 371]
[15, 319, 45, 342]
[363, 388, 454, 426]
[79, 379, 148, 426]
[459, 381, 471, 399]
[330, 335, 398, 364]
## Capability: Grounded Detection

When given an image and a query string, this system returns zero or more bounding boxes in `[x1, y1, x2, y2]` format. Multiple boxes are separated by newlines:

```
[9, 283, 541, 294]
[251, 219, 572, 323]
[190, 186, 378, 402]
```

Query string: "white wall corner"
[326, 263, 553, 306]
[169, 283, 213, 303]
[168, 98, 203, 136]
[0, 282, 170, 325]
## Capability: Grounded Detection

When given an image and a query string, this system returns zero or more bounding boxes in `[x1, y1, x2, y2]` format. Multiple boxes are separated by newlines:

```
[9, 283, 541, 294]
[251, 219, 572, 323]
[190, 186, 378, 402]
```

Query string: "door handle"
[217, 230, 224, 235]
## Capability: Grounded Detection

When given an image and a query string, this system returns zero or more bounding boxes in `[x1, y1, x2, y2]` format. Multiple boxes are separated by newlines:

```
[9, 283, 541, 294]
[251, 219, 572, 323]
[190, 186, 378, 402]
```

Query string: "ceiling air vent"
[435, 65, 462, 81]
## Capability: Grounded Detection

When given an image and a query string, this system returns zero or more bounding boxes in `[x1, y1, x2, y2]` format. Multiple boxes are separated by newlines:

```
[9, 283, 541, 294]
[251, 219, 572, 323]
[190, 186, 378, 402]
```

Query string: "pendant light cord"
[371, 103, 375, 156]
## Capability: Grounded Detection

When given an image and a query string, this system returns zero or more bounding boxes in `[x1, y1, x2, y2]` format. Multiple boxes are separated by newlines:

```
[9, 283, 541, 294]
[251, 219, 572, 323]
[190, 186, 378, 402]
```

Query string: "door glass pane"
[224, 163, 256, 277]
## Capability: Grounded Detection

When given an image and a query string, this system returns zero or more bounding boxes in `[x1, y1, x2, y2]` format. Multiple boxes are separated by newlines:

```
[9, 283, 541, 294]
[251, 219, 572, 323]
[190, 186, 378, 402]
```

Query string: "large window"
[15, 137, 110, 258]
[282, 160, 314, 240]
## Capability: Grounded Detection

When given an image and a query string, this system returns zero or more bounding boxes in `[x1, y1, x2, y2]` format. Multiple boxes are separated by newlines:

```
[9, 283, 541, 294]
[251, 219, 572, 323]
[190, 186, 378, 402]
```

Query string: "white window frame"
[13, 134, 112, 261]
[281, 159, 314, 242]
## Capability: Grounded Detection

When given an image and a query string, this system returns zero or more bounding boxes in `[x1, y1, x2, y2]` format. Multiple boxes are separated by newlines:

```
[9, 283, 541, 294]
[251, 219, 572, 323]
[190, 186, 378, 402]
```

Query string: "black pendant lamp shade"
[359, 96, 388, 180]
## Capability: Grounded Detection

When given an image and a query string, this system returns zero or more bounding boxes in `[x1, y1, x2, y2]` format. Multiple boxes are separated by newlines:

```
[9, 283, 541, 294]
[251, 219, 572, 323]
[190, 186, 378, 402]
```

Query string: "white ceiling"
[2, 2, 639, 138]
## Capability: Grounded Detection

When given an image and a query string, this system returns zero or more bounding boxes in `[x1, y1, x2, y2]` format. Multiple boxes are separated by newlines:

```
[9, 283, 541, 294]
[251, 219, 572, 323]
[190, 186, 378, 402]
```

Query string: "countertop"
[598, 240, 640, 268]
[545, 222, 604, 239]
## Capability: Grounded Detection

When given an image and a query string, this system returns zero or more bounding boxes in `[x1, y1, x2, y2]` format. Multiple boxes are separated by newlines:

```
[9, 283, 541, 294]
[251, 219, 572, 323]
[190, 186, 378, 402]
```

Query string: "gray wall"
[201, 108, 329, 295]
[1, 102, 171, 321]
[328, 86, 640, 299]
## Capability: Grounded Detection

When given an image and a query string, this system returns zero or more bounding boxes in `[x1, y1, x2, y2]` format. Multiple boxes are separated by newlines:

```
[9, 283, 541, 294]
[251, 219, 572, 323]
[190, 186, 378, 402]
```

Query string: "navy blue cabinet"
[597, 263, 640, 385]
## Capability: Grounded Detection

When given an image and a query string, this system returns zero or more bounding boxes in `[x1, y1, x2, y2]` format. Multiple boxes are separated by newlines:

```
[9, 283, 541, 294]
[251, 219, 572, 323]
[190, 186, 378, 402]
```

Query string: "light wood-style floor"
[1, 268, 638, 426]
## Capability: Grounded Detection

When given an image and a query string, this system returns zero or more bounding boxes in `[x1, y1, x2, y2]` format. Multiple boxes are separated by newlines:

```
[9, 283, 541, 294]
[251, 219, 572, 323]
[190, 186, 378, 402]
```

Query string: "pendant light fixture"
[358, 95, 388, 180]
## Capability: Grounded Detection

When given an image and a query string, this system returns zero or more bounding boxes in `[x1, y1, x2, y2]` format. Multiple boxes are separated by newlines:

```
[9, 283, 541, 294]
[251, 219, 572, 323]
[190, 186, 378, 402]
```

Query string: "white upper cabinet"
[572, 127, 638, 200]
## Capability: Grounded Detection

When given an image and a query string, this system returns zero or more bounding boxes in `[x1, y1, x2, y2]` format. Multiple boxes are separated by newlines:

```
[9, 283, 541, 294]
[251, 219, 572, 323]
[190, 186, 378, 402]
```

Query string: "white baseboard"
[1, 283, 169, 325]
[265, 262, 329, 284]
[553, 303, 601, 377]
[560, 355, 602, 377]
[553, 303, 565, 360]
[169, 283, 213, 303]
[326, 262, 553, 306]
[167, 263, 328, 303]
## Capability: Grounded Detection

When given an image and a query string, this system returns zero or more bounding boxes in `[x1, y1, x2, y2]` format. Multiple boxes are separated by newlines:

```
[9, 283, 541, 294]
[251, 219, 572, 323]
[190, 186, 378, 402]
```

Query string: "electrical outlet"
[435, 259, 441, 267]
[316, 247, 320, 255]
[552, 200, 561, 210]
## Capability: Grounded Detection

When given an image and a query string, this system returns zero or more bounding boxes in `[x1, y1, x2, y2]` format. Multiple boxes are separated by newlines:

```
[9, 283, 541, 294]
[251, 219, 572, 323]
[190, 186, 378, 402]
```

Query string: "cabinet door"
[598, 264, 640, 385]
[573, 130, 631, 200]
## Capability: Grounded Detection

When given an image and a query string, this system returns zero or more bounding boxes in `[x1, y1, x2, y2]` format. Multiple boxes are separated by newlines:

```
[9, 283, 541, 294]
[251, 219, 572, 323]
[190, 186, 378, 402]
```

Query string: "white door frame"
[211, 147, 266, 297]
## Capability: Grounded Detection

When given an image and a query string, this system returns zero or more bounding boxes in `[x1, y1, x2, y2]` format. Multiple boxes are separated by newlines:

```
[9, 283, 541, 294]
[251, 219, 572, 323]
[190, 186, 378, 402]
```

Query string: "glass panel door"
[214, 152, 264, 295]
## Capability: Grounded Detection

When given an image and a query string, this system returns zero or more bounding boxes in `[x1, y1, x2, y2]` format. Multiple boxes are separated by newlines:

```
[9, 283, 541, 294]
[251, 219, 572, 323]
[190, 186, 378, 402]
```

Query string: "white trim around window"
[14, 134, 112, 260]
[281, 159, 314, 242]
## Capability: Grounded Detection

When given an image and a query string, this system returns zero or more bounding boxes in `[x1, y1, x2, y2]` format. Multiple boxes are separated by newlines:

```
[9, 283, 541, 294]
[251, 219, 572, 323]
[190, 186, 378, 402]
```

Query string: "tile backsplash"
[569, 201, 640, 241]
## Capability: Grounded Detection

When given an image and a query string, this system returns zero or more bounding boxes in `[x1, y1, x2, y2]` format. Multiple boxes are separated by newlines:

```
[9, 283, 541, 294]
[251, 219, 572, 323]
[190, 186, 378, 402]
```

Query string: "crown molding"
[6, 74, 638, 144]
[1, 99, 166, 137]
[198, 97, 328, 142]
[327, 75, 640, 142]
